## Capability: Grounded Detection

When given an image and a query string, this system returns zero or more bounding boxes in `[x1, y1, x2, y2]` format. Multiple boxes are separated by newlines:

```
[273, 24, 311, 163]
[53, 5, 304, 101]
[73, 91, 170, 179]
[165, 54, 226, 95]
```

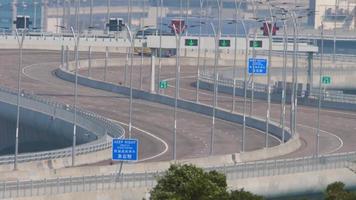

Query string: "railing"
[200, 70, 356, 104]
[199, 71, 267, 93]
[0, 151, 355, 198]
[0, 86, 125, 165]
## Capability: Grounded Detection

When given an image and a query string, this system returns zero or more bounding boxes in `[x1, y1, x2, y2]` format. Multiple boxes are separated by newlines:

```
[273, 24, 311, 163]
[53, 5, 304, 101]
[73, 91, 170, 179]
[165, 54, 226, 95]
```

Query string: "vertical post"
[104, 46, 109, 81]
[266, 19, 273, 148]
[89, 0, 93, 32]
[209, 18, 219, 156]
[333, 0, 337, 64]
[210, 72, 218, 155]
[65, 45, 69, 70]
[172, 24, 180, 160]
[307, 52, 313, 97]
[281, 18, 288, 142]
[61, 45, 64, 67]
[125, 25, 134, 139]
[88, 46, 92, 77]
[106, 0, 110, 33]
[196, 0, 204, 103]
[150, 55, 156, 94]
[62, 0, 66, 29]
[14, 29, 26, 171]
[157, 0, 163, 94]
[316, 22, 324, 157]
[71, 27, 79, 167]
[242, 19, 248, 152]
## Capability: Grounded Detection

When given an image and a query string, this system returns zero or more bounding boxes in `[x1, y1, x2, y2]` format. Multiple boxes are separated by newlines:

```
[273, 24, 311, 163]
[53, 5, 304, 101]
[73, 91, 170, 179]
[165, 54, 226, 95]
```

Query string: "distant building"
[310, 0, 356, 30]
[0, 0, 45, 32]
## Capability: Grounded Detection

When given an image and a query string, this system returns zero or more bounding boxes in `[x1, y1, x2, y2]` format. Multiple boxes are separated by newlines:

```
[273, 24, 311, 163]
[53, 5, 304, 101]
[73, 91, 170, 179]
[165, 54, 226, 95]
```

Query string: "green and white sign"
[159, 80, 168, 89]
[219, 39, 231, 47]
[185, 39, 198, 46]
[321, 76, 331, 85]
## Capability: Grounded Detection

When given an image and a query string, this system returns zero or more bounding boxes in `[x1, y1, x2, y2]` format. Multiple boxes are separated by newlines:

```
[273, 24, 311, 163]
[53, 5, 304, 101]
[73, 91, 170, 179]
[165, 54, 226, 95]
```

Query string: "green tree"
[149, 164, 263, 200]
[229, 189, 264, 200]
[325, 182, 356, 200]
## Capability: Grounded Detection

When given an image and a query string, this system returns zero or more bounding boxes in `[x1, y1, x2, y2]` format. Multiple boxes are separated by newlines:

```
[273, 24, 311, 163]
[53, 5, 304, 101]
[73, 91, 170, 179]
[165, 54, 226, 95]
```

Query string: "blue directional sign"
[112, 139, 138, 161]
[248, 58, 268, 75]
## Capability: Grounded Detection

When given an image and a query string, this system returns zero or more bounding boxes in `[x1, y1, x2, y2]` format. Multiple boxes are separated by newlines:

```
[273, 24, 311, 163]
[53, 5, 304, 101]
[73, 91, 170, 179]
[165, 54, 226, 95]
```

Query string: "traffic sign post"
[112, 139, 138, 161]
[321, 76, 331, 85]
[248, 58, 268, 75]
[159, 80, 168, 89]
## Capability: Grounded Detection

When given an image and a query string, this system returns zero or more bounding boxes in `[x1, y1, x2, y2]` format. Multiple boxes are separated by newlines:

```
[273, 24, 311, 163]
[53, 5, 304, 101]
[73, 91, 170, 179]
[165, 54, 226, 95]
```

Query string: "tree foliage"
[325, 182, 356, 200]
[149, 164, 263, 200]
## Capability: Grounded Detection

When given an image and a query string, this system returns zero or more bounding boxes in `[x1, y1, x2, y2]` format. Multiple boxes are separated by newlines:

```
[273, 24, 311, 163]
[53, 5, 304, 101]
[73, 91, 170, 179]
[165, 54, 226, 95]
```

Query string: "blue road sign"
[248, 58, 268, 75]
[112, 139, 138, 161]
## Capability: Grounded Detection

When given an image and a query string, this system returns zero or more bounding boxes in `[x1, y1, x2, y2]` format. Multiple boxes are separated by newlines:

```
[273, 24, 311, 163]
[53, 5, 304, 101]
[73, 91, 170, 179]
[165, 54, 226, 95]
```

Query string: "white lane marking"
[166, 75, 348, 152]
[109, 119, 169, 162]
[296, 123, 344, 155]
[23, 63, 288, 151]
[22, 62, 169, 162]
[22, 62, 57, 83]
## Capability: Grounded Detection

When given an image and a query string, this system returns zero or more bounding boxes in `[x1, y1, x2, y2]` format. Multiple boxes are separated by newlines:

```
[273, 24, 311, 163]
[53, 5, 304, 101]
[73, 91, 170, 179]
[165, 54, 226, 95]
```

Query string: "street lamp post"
[157, 0, 163, 94]
[172, 24, 180, 160]
[231, 0, 243, 112]
[70, 26, 79, 167]
[195, 0, 205, 103]
[264, 1, 275, 148]
[124, 24, 134, 139]
[316, 22, 324, 156]
[210, 21, 218, 155]
[281, 16, 288, 142]
[14, 29, 26, 170]
[209, 0, 222, 156]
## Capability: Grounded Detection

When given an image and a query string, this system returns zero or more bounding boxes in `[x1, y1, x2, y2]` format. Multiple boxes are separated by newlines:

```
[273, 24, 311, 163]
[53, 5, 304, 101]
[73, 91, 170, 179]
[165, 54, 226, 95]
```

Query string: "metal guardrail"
[0, 151, 355, 198]
[200, 71, 356, 104]
[0, 86, 125, 165]
[199, 71, 267, 93]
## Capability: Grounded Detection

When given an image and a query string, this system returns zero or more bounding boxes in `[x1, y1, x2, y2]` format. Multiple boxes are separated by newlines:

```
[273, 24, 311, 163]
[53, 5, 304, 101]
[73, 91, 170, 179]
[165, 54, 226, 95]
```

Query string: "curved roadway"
[79, 56, 356, 158]
[0, 49, 279, 164]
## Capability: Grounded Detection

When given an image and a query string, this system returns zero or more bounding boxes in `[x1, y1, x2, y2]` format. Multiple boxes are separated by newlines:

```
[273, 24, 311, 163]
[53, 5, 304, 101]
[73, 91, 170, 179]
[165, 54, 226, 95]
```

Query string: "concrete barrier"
[198, 79, 356, 112]
[55, 63, 302, 163]
[0, 86, 124, 170]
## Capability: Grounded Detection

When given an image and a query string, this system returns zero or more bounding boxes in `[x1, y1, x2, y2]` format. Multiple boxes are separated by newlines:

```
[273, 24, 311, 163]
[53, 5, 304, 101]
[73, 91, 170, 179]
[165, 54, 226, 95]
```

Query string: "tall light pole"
[89, 0, 93, 32]
[157, 0, 163, 94]
[209, 0, 222, 156]
[333, 0, 337, 64]
[125, 24, 134, 139]
[196, 0, 204, 103]
[316, 22, 324, 157]
[106, 0, 110, 32]
[264, 1, 275, 148]
[172, 24, 180, 160]
[231, 0, 243, 112]
[227, 16, 249, 152]
[75, 0, 80, 33]
[14, 29, 26, 170]
[33, 1, 38, 30]
[281, 15, 288, 142]
[209, 22, 218, 156]
[70, 26, 79, 167]
[56, 0, 59, 33]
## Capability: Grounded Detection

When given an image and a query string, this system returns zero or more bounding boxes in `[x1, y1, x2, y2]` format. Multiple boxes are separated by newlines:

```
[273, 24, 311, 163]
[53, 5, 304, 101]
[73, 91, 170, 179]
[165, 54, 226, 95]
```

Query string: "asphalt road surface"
[78, 54, 356, 159]
[0, 49, 280, 164]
